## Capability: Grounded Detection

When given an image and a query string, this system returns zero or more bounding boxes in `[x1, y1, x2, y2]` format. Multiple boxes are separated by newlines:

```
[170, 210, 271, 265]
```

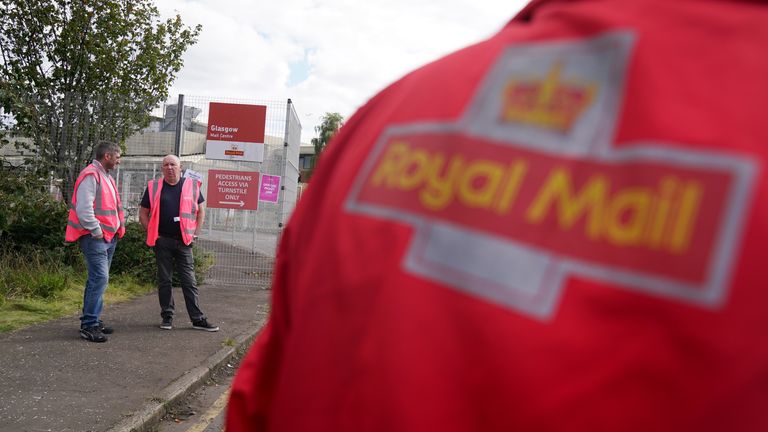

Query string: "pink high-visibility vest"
[65, 164, 125, 242]
[145, 177, 200, 246]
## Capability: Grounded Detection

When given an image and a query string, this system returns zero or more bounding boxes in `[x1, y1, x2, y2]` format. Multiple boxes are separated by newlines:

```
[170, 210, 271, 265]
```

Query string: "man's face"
[162, 157, 181, 184]
[102, 151, 121, 171]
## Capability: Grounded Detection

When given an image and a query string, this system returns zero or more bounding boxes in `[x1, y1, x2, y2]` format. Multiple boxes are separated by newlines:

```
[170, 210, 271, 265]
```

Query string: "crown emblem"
[500, 61, 597, 132]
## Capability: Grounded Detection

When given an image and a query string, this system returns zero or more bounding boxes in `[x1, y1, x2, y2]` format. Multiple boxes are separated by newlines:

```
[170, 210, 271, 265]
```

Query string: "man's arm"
[138, 187, 151, 230]
[195, 203, 205, 236]
[139, 206, 150, 230]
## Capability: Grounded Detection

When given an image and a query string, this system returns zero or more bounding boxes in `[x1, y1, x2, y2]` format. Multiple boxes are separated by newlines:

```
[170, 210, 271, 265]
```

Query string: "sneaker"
[192, 319, 219, 332]
[160, 318, 173, 330]
[98, 320, 114, 335]
[80, 326, 108, 343]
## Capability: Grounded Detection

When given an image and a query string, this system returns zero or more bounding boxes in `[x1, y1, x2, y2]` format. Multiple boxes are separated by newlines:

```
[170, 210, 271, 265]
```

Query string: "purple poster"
[259, 174, 281, 203]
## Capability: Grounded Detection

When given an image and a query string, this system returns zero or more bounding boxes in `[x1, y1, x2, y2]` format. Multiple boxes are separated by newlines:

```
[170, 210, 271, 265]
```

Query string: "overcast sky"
[155, 0, 529, 142]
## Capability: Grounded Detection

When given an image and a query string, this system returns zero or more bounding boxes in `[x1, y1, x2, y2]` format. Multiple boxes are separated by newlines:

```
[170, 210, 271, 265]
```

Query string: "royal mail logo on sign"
[205, 102, 267, 162]
[345, 32, 758, 320]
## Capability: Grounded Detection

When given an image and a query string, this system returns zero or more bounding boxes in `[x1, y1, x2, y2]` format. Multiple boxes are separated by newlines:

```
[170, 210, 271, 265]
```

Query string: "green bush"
[3, 194, 68, 248]
[110, 222, 157, 284]
[193, 244, 215, 285]
[0, 165, 78, 264]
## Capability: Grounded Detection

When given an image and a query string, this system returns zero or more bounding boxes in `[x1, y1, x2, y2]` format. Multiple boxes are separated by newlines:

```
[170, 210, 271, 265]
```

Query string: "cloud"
[156, 0, 528, 141]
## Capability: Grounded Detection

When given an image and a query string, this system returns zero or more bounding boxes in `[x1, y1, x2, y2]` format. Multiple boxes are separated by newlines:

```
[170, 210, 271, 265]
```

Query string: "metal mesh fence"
[115, 95, 301, 288]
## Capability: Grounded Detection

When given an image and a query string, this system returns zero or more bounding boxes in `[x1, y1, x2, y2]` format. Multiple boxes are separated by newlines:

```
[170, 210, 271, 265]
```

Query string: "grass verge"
[0, 272, 154, 334]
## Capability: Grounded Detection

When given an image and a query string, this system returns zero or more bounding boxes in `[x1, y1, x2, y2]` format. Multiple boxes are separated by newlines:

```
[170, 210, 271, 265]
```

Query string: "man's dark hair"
[94, 141, 121, 160]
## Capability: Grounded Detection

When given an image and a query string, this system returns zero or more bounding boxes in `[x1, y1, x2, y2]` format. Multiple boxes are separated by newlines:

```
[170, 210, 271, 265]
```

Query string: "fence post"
[279, 98, 293, 229]
[173, 94, 185, 156]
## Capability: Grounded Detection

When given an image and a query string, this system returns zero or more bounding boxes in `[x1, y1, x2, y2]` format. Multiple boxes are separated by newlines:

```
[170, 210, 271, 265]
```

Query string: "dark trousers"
[155, 236, 205, 322]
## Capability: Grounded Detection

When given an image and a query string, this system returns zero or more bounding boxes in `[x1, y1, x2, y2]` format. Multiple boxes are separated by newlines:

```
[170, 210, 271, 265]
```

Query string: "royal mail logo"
[359, 133, 733, 285]
[225, 143, 245, 157]
[501, 61, 597, 132]
[345, 32, 758, 319]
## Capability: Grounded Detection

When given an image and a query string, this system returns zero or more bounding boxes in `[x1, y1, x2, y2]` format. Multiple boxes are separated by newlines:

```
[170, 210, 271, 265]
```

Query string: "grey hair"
[94, 141, 121, 160]
[163, 154, 181, 164]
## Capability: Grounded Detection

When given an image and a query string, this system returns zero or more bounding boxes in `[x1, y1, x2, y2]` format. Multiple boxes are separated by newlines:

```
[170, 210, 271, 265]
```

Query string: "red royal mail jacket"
[227, 0, 768, 430]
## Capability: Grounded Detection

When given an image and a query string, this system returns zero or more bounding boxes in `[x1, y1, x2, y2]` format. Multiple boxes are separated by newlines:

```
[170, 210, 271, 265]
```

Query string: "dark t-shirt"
[141, 177, 205, 240]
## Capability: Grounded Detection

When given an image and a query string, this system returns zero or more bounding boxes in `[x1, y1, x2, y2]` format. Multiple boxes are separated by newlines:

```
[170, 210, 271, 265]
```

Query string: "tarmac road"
[0, 252, 270, 432]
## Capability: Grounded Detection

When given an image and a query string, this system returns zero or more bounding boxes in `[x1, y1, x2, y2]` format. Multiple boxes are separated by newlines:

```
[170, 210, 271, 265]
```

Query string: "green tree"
[0, 0, 201, 202]
[311, 112, 344, 161]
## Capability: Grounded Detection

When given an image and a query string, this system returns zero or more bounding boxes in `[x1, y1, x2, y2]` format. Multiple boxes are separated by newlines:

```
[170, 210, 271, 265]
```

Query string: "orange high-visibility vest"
[65, 164, 125, 242]
[145, 177, 200, 246]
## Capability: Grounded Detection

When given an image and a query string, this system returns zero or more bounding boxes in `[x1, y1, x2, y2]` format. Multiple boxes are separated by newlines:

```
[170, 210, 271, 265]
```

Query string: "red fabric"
[228, 1, 768, 431]
[145, 177, 200, 246]
[65, 164, 125, 242]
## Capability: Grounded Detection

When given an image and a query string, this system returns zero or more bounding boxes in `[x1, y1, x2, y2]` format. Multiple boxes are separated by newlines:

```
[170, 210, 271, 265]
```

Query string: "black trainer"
[98, 320, 114, 335]
[80, 326, 108, 343]
[192, 319, 219, 332]
[160, 317, 173, 330]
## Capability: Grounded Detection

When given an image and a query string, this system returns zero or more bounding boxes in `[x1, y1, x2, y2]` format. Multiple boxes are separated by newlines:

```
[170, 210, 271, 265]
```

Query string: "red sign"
[206, 169, 260, 210]
[206, 102, 266, 143]
[205, 102, 267, 162]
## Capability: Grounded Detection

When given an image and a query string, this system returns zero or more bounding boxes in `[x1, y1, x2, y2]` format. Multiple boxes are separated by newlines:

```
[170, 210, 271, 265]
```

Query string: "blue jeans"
[79, 235, 117, 329]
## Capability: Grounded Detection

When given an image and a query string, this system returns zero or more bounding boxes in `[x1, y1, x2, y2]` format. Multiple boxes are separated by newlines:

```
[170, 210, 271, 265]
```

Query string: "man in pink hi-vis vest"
[227, 0, 768, 430]
[139, 154, 218, 333]
[65, 141, 125, 343]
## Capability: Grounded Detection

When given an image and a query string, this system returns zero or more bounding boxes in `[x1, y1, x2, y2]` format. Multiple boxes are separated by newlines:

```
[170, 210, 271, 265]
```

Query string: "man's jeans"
[155, 236, 204, 322]
[79, 235, 117, 329]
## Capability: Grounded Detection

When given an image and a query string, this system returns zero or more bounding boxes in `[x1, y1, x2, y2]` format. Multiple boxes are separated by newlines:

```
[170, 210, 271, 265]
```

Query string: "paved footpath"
[0, 280, 270, 432]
